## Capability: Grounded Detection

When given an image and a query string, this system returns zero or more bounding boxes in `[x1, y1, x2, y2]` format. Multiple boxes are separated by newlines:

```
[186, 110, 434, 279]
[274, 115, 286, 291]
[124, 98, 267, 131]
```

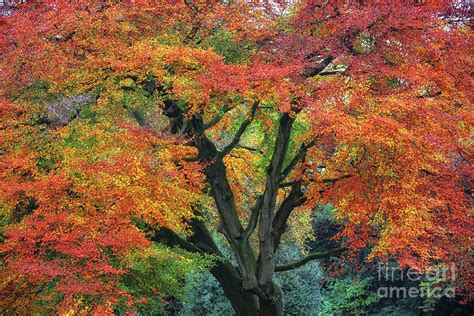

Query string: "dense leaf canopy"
[0, 0, 472, 314]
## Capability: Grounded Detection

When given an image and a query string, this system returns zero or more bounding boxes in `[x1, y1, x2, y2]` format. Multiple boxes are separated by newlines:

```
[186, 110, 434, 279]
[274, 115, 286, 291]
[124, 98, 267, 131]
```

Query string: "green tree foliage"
[319, 275, 379, 316]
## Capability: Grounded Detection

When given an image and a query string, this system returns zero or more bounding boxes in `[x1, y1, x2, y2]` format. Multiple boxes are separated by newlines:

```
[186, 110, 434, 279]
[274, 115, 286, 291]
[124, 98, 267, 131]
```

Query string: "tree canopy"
[1, 0, 472, 314]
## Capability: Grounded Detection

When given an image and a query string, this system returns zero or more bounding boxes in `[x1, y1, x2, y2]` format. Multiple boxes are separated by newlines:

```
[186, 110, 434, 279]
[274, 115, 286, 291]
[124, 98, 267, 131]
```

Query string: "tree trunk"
[210, 260, 260, 316]
[211, 261, 285, 316]
[259, 299, 283, 316]
[258, 286, 283, 316]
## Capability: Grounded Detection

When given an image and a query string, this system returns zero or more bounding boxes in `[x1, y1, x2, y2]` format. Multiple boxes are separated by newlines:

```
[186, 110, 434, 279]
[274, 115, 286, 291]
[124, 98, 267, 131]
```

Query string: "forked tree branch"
[279, 180, 302, 188]
[242, 195, 263, 240]
[272, 181, 306, 250]
[237, 145, 264, 155]
[149, 226, 202, 254]
[221, 101, 259, 156]
[257, 111, 296, 286]
[273, 173, 353, 250]
[275, 247, 348, 272]
[322, 174, 353, 184]
[203, 104, 233, 130]
[280, 140, 315, 182]
[302, 55, 334, 78]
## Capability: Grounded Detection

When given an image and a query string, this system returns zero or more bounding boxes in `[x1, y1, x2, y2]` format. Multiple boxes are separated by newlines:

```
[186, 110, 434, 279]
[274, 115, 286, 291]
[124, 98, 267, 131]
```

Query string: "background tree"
[1, 0, 472, 314]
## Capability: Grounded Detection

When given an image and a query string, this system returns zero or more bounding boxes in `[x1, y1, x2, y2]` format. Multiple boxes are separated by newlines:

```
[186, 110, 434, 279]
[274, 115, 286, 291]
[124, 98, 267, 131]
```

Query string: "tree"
[1, 0, 472, 314]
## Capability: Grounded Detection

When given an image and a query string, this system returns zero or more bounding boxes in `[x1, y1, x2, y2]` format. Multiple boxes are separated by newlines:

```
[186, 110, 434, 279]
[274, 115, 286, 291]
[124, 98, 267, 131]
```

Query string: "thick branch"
[163, 98, 185, 134]
[266, 113, 296, 186]
[273, 174, 353, 250]
[280, 141, 315, 182]
[221, 101, 259, 156]
[279, 180, 302, 188]
[258, 111, 296, 289]
[302, 55, 334, 78]
[319, 70, 346, 76]
[322, 174, 353, 184]
[149, 226, 203, 254]
[190, 116, 243, 240]
[146, 212, 223, 256]
[237, 145, 264, 155]
[280, 174, 352, 187]
[272, 182, 306, 251]
[190, 115, 259, 289]
[182, 156, 199, 162]
[242, 196, 263, 240]
[187, 215, 226, 255]
[275, 247, 348, 272]
[203, 104, 233, 130]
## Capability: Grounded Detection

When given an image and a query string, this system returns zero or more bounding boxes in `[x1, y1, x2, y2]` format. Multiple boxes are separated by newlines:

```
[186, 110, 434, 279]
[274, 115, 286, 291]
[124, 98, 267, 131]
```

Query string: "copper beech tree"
[0, 0, 473, 314]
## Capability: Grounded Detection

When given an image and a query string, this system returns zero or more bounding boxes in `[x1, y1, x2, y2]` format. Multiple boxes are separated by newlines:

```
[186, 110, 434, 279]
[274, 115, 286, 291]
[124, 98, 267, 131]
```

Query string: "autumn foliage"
[0, 0, 472, 314]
